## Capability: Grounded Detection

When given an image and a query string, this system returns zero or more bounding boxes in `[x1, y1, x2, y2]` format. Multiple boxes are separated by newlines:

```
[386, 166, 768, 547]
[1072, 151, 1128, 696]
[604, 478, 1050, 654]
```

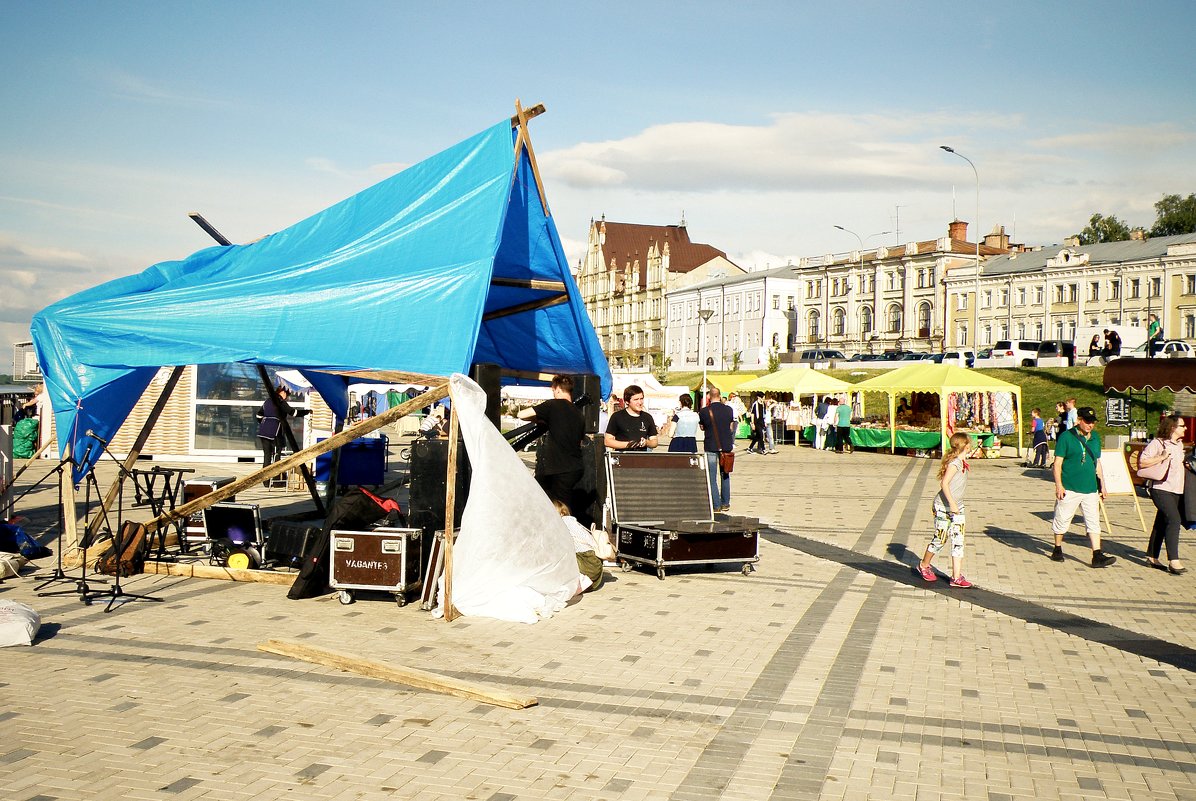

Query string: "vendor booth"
[1103, 359, 1196, 446]
[734, 368, 855, 445]
[852, 363, 1023, 456]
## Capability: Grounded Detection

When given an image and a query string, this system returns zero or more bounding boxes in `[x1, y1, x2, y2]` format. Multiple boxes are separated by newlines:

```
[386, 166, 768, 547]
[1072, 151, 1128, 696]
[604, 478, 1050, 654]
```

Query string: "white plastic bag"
[0, 600, 41, 647]
[0, 553, 29, 579]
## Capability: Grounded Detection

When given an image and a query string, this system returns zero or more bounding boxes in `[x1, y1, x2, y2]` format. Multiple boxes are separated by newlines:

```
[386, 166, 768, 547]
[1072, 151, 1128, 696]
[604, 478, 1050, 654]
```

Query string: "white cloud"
[94, 66, 225, 108]
[1030, 124, 1195, 152]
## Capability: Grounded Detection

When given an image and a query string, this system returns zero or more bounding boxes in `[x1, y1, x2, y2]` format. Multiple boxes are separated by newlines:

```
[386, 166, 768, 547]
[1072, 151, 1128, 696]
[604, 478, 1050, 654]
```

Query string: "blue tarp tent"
[31, 113, 610, 478]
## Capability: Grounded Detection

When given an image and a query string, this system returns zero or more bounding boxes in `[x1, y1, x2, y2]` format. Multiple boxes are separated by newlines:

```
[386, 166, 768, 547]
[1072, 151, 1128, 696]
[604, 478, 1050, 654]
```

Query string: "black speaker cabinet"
[571, 373, 601, 435]
[408, 438, 471, 534]
[470, 362, 501, 429]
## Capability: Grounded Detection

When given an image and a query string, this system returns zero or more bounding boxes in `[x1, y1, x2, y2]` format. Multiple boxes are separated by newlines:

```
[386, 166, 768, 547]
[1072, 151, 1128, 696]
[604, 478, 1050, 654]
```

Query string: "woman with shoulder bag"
[1138, 416, 1188, 574]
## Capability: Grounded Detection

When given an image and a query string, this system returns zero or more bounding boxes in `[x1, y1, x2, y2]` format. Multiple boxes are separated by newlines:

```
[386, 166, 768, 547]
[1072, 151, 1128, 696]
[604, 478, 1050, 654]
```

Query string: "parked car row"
[791, 338, 1189, 370]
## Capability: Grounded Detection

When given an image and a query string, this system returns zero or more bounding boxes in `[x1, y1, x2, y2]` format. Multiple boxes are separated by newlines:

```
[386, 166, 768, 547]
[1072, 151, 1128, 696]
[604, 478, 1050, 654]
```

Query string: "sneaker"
[1050, 547, 1065, 562]
[916, 563, 936, 582]
[1091, 552, 1117, 568]
[949, 575, 973, 588]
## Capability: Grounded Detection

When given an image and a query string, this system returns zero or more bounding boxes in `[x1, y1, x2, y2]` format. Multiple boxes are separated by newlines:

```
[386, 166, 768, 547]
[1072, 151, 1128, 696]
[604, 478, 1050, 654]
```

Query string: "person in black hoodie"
[256, 385, 310, 470]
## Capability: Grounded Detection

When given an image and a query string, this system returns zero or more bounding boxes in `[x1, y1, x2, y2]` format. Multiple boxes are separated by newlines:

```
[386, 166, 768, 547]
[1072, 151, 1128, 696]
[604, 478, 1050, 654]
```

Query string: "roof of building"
[597, 221, 728, 288]
[979, 232, 1196, 276]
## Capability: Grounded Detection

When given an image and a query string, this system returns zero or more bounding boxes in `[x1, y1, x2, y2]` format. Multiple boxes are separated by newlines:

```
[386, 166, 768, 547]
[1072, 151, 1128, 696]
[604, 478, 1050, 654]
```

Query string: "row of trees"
[1074, 193, 1196, 245]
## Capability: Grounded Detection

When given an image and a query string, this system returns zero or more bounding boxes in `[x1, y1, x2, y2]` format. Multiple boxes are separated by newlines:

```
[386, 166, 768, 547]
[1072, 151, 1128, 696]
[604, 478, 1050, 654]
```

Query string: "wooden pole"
[442, 400, 461, 622]
[144, 381, 449, 534]
[255, 366, 325, 516]
[84, 366, 185, 540]
[257, 639, 537, 709]
[0, 437, 53, 513]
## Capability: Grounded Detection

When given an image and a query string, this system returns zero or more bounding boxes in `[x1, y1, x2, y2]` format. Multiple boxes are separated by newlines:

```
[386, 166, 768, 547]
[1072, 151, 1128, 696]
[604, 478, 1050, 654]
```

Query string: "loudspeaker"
[571, 373, 601, 435]
[470, 362, 501, 429]
[408, 438, 471, 534]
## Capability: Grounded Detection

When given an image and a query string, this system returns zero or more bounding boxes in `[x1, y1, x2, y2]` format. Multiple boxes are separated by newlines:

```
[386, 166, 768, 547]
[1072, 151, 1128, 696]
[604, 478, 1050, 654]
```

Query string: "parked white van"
[1074, 325, 1147, 364]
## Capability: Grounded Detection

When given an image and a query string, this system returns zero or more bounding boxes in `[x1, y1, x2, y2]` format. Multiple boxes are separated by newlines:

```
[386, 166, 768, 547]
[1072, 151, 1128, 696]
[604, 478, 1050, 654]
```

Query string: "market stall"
[1103, 359, 1196, 445]
[852, 363, 1023, 456]
[735, 368, 856, 445]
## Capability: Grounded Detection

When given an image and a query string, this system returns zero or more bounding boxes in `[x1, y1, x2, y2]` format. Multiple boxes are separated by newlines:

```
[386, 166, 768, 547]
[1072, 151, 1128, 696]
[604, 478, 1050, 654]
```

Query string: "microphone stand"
[34, 450, 110, 599]
[76, 430, 163, 612]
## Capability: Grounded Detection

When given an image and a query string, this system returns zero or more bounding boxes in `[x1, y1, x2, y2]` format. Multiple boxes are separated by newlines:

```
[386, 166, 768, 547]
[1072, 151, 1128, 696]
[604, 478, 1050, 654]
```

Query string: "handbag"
[1136, 439, 1172, 481]
[712, 406, 734, 474]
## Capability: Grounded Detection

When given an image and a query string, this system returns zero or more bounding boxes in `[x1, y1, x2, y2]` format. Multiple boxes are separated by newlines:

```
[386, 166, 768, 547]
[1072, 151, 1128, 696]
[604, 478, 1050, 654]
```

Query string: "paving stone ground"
[1, 437, 1194, 801]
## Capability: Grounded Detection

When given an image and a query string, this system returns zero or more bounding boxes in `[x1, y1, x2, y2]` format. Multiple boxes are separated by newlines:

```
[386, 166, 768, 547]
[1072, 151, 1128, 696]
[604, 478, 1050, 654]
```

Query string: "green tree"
[766, 347, 782, 374]
[1074, 213, 1132, 245]
[651, 352, 672, 382]
[1150, 193, 1196, 237]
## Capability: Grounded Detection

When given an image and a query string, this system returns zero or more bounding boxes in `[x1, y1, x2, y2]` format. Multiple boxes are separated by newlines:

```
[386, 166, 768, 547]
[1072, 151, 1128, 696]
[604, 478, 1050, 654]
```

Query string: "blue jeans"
[706, 451, 730, 509]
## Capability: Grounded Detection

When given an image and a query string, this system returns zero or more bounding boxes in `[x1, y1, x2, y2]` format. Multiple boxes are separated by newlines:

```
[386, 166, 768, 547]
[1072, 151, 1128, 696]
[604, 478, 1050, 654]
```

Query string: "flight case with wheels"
[605, 451, 760, 580]
[328, 527, 422, 605]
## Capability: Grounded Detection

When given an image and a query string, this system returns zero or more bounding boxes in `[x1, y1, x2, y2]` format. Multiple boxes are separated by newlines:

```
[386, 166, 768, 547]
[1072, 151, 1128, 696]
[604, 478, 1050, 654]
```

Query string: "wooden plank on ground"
[256, 639, 538, 709]
[143, 559, 298, 585]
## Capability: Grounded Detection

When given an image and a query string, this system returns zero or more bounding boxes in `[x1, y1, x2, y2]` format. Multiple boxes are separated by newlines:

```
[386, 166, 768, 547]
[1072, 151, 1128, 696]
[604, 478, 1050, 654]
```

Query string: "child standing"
[917, 432, 974, 588]
[1030, 408, 1049, 468]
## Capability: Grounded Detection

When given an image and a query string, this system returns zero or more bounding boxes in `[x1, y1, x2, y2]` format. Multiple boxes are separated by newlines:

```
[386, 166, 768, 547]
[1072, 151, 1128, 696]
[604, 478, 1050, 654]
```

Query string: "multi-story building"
[665, 220, 1007, 368]
[945, 231, 1196, 349]
[577, 217, 744, 370]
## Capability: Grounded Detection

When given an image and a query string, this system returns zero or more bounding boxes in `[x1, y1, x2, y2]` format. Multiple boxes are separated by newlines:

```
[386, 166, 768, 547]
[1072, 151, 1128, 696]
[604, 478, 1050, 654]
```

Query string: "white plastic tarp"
[438, 374, 580, 623]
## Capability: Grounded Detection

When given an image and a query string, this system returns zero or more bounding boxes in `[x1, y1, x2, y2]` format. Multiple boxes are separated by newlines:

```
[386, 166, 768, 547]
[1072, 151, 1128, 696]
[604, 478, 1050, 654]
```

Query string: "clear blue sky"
[3, 1, 1195, 360]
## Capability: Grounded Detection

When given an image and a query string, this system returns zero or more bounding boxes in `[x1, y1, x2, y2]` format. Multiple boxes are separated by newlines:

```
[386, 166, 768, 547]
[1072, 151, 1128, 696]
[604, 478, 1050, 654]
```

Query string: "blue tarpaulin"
[31, 117, 610, 477]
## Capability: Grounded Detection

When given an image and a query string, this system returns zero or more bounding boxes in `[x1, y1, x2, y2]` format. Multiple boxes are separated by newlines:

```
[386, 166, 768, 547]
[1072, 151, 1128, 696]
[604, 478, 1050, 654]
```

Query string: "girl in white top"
[917, 432, 975, 588]
[666, 394, 701, 453]
[1139, 416, 1188, 574]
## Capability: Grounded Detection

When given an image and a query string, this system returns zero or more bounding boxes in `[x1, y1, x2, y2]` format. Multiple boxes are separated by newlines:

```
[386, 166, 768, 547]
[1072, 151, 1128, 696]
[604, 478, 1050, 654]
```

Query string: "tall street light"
[834, 226, 863, 349]
[698, 308, 714, 402]
[941, 145, 980, 349]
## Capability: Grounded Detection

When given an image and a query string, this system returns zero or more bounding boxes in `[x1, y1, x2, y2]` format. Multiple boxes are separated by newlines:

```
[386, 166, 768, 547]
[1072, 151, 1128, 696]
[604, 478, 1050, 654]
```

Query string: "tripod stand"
[77, 431, 163, 612]
[33, 453, 108, 599]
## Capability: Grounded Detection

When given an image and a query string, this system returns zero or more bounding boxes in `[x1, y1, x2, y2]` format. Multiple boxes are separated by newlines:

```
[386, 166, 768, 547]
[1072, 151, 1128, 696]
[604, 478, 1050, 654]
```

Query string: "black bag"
[287, 488, 396, 600]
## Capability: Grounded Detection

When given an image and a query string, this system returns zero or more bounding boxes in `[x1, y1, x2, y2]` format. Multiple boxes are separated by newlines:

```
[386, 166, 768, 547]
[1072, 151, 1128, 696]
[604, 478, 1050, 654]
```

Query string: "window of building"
[917, 302, 931, 335]
[1017, 287, 1026, 306]
[1000, 288, 1009, 307]
[887, 304, 901, 333]
[1035, 321, 1043, 339]
[1187, 275, 1196, 295]
[860, 306, 873, 334]
[787, 296, 795, 309]
[983, 290, 992, 308]
[1035, 287, 1044, 304]
[957, 323, 968, 346]
[983, 324, 992, 345]
[808, 309, 821, 340]
[772, 294, 780, 310]
[194, 364, 305, 453]
[956, 293, 968, 311]
[1068, 284, 1078, 302]
[832, 307, 845, 336]
[1185, 314, 1195, 339]
[1130, 278, 1141, 298]
[1109, 281, 1120, 300]
[889, 272, 898, 291]
[1150, 277, 1162, 297]
[1089, 281, 1100, 301]
[1017, 322, 1026, 338]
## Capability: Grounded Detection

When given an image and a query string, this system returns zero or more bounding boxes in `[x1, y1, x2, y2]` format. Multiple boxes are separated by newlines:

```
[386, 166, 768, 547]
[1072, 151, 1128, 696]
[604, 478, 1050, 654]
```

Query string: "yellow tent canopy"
[693, 373, 759, 394]
[735, 367, 853, 396]
[853, 363, 1023, 454]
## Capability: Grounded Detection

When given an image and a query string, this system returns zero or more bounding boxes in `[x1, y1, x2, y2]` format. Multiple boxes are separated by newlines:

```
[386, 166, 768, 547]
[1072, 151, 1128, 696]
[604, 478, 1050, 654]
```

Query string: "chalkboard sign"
[1099, 449, 1135, 496]
[1105, 397, 1130, 427]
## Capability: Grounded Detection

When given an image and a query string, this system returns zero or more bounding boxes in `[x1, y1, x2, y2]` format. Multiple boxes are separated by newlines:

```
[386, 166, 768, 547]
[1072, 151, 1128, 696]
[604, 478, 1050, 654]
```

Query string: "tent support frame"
[144, 382, 449, 535]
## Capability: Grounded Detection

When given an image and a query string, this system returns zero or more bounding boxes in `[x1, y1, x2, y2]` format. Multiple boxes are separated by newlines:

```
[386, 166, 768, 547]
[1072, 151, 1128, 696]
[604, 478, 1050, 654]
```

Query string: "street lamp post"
[941, 146, 980, 350]
[698, 308, 714, 401]
[834, 226, 863, 350]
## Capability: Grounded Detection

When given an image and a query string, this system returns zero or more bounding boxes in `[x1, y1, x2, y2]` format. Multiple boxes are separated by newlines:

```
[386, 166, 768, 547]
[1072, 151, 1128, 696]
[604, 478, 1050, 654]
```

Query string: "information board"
[1099, 449, 1135, 496]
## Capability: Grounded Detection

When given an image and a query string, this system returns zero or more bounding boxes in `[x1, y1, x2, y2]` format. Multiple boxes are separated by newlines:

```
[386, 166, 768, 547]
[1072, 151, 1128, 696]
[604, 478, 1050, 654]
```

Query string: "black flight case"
[604, 451, 760, 580]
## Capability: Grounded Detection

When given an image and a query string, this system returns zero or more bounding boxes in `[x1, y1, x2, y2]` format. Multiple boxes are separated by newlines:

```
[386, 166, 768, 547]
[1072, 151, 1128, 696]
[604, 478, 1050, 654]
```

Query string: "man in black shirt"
[604, 385, 658, 451]
[518, 375, 586, 513]
[699, 387, 736, 511]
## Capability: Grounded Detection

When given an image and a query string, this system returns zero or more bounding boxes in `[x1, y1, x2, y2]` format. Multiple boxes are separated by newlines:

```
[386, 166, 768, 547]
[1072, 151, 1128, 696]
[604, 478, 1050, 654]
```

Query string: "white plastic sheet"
[439, 374, 580, 623]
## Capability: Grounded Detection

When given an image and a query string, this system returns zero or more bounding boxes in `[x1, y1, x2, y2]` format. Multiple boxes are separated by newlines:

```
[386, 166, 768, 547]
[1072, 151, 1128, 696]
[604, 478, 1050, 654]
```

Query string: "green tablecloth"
[799, 427, 999, 450]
